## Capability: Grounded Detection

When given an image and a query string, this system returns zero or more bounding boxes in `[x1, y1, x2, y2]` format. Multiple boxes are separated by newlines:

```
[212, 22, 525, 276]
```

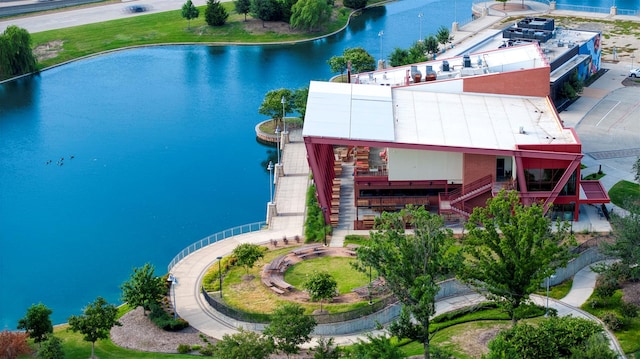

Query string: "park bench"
[269, 286, 285, 294]
[299, 249, 329, 259]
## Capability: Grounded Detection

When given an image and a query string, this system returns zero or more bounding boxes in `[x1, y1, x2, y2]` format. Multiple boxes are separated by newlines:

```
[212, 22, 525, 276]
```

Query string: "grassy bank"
[30, 3, 352, 68]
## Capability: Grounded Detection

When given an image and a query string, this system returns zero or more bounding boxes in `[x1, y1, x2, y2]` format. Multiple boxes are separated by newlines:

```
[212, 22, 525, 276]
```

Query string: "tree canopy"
[601, 201, 640, 280]
[435, 26, 450, 48]
[251, 0, 282, 26]
[0, 25, 37, 80]
[458, 190, 574, 324]
[37, 335, 64, 359]
[302, 271, 337, 312]
[0, 330, 31, 359]
[327, 47, 375, 75]
[234, 0, 251, 21]
[263, 303, 317, 357]
[356, 205, 457, 359]
[17, 303, 53, 344]
[213, 328, 274, 359]
[292, 86, 309, 121]
[120, 262, 166, 315]
[343, 0, 367, 10]
[232, 243, 266, 273]
[205, 0, 229, 26]
[68, 297, 121, 359]
[181, 0, 200, 29]
[259, 88, 293, 128]
[290, 0, 331, 31]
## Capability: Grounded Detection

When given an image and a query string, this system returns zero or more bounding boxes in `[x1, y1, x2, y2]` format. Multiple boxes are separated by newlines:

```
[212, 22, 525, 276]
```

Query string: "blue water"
[0, 0, 474, 328]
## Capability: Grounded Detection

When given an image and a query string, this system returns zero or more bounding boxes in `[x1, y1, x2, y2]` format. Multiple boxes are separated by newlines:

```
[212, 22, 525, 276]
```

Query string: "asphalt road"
[0, 0, 210, 33]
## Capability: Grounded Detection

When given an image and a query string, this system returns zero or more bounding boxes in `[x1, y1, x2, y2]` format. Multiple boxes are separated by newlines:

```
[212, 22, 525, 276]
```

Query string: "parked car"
[630, 68, 640, 78]
[125, 5, 148, 13]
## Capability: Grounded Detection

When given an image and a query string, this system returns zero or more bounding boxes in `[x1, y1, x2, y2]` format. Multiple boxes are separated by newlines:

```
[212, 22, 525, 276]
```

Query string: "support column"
[266, 202, 277, 225]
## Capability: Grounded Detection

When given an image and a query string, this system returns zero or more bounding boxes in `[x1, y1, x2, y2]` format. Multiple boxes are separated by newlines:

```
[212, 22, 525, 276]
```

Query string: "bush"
[149, 302, 190, 331]
[588, 298, 602, 309]
[177, 344, 192, 354]
[620, 301, 639, 318]
[601, 311, 623, 331]
[594, 274, 618, 298]
[514, 303, 547, 320]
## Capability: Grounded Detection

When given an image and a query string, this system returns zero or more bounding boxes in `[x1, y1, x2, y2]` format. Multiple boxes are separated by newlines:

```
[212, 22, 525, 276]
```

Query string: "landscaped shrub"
[601, 311, 623, 331]
[149, 302, 190, 331]
[620, 302, 639, 318]
[177, 344, 192, 354]
[594, 274, 618, 298]
[588, 298, 602, 309]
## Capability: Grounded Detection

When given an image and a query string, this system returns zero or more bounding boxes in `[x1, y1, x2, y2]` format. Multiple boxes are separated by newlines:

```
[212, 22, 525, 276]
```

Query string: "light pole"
[267, 161, 273, 203]
[168, 274, 177, 319]
[569, 201, 575, 234]
[368, 266, 373, 305]
[275, 126, 281, 166]
[217, 256, 223, 298]
[545, 274, 556, 316]
[378, 30, 384, 62]
[418, 12, 423, 42]
[321, 206, 327, 246]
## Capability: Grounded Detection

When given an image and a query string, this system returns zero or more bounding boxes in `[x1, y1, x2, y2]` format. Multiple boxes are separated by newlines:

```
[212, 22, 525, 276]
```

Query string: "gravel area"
[110, 306, 216, 354]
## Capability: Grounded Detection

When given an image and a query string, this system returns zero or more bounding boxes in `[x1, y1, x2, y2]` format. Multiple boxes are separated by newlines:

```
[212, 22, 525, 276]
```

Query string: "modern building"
[303, 41, 609, 230]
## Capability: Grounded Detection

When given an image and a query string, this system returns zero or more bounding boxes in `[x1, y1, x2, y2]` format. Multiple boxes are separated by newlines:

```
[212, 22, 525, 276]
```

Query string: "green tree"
[302, 271, 337, 312]
[570, 333, 618, 359]
[280, 0, 297, 23]
[349, 333, 403, 359]
[232, 243, 266, 273]
[205, 0, 229, 26]
[486, 316, 609, 359]
[458, 190, 574, 325]
[343, 0, 366, 9]
[632, 157, 640, 183]
[290, 0, 331, 31]
[0, 26, 37, 80]
[327, 55, 348, 75]
[234, 0, 251, 21]
[293, 86, 309, 121]
[313, 337, 340, 359]
[601, 201, 640, 280]
[356, 205, 457, 359]
[496, 0, 508, 9]
[263, 303, 317, 358]
[213, 328, 274, 359]
[181, 0, 200, 29]
[37, 335, 64, 359]
[407, 40, 428, 64]
[120, 262, 166, 315]
[251, 0, 282, 26]
[343, 47, 375, 74]
[435, 25, 450, 49]
[17, 303, 53, 344]
[259, 88, 293, 128]
[68, 297, 121, 359]
[424, 35, 439, 59]
[0, 330, 31, 359]
[388, 48, 410, 67]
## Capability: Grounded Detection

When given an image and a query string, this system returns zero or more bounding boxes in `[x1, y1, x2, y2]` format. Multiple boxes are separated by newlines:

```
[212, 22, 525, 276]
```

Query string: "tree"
[213, 328, 274, 359]
[388, 48, 410, 67]
[37, 335, 64, 359]
[496, 0, 508, 9]
[486, 316, 611, 359]
[251, 0, 282, 26]
[232, 243, 265, 273]
[290, 0, 331, 31]
[302, 271, 337, 312]
[68, 296, 121, 359]
[343, 47, 375, 74]
[0, 25, 37, 80]
[259, 88, 293, 128]
[632, 156, 640, 183]
[327, 55, 348, 75]
[234, 0, 251, 21]
[263, 303, 317, 358]
[0, 330, 31, 359]
[120, 262, 166, 315]
[458, 190, 575, 325]
[435, 26, 450, 50]
[313, 337, 340, 359]
[356, 205, 457, 359]
[343, 0, 366, 10]
[424, 35, 439, 59]
[17, 303, 53, 344]
[181, 0, 200, 29]
[570, 333, 618, 359]
[601, 201, 640, 280]
[349, 333, 403, 359]
[205, 0, 229, 26]
[407, 40, 428, 64]
[292, 86, 309, 121]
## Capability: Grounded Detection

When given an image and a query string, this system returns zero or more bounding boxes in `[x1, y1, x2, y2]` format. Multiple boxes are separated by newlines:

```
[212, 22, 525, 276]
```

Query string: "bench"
[269, 286, 285, 294]
[262, 277, 273, 287]
[291, 244, 322, 256]
[271, 277, 293, 291]
[299, 249, 329, 259]
[346, 250, 357, 256]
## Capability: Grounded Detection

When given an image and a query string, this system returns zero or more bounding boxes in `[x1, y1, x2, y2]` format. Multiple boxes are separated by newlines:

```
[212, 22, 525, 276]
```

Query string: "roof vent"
[519, 126, 526, 134]
[463, 55, 471, 68]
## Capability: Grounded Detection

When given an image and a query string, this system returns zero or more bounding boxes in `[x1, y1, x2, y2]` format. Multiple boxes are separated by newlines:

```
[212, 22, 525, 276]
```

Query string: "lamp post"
[569, 201, 575, 234]
[281, 95, 286, 134]
[321, 206, 327, 246]
[418, 12, 423, 42]
[368, 266, 373, 305]
[217, 256, 223, 298]
[378, 30, 384, 62]
[275, 126, 281, 166]
[545, 274, 556, 316]
[267, 161, 273, 203]
[168, 274, 177, 319]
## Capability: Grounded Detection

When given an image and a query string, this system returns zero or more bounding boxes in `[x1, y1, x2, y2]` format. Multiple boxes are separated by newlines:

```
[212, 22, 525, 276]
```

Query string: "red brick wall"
[463, 154, 495, 184]
[462, 67, 550, 97]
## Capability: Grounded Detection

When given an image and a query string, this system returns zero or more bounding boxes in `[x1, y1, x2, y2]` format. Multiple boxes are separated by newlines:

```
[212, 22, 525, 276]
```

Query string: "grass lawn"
[30, 3, 351, 68]
[284, 256, 372, 294]
[535, 278, 574, 300]
[608, 180, 640, 209]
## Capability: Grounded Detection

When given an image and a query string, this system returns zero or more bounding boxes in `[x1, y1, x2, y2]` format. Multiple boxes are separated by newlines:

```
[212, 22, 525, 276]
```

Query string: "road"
[0, 0, 210, 33]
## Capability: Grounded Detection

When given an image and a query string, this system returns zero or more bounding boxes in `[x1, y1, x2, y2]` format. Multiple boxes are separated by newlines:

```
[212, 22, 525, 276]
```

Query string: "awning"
[579, 180, 610, 204]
